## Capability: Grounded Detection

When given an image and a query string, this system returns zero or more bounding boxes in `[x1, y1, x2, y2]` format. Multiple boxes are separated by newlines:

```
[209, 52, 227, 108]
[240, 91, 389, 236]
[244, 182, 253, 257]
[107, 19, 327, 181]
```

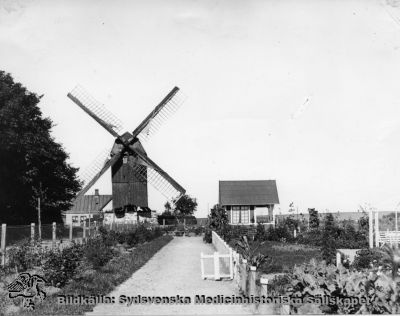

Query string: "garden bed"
[16, 235, 172, 315]
[0, 227, 173, 316]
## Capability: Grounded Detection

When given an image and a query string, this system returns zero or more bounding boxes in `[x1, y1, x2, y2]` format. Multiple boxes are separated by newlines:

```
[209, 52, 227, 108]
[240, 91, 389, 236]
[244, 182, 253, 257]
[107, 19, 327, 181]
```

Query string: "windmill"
[67, 85, 186, 217]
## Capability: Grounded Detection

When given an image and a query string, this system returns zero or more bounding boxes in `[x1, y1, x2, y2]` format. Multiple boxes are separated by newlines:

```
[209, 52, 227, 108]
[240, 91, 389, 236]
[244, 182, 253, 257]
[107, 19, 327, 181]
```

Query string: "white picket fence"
[200, 231, 238, 280]
[378, 231, 400, 246]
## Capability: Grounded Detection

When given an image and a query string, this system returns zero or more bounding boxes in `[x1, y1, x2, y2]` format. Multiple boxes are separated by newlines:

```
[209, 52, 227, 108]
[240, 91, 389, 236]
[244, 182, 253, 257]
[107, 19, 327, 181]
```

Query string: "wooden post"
[369, 207, 374, 249]
[31, 223, 35, 244]
[1, 224, 6, 267]
[294, 229, 297, 238]
[375, 211, 379, 248]
[163, 218, 165, 226]
[248, 266, 258, 313]
[258, 275, 273, 314]
[249, 266, 258, 296]
[69, 224, 73, 241]
[200, 252, 205, 279]
[83, 222, 86, 239]
[94, 220, 97, 232]
[229, 249, 234, 280]
[214, 252, 220, 280]
[52, 222, 56, 248]
[241, 259, 248, 295]
[336, 252, 341, 267]
[38, 196, 42, 241]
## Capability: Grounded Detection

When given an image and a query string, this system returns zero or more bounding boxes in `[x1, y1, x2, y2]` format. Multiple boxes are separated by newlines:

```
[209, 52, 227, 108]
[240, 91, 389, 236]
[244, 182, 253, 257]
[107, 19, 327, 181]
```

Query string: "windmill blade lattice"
[138, 91, 187, 142]
[79, 148, 111, 186]
[131, 164, 183, 201]
[69, 85, 124, 135]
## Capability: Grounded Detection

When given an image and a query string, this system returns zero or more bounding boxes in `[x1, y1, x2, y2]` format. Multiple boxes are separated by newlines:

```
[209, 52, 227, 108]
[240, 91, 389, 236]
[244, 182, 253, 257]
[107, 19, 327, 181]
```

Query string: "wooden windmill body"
[67, 86, 186, 215]
[111, 134, 148, 209]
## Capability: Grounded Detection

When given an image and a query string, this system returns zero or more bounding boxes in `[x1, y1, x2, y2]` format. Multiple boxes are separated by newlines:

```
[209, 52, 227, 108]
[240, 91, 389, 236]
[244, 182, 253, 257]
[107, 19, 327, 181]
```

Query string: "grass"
[15, 235, 173, 315]
[254, 241, 321, 274]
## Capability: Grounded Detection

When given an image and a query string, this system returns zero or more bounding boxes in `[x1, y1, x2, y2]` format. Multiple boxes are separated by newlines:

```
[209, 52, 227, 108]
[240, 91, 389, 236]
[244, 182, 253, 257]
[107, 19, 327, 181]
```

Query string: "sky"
[1, 0, 400, 217]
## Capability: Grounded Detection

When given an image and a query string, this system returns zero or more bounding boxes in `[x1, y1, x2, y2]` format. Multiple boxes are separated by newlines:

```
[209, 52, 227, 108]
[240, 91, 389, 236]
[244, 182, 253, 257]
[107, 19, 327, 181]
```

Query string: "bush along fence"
[203, 230, 290, 314]
[0, 222, 103, 267]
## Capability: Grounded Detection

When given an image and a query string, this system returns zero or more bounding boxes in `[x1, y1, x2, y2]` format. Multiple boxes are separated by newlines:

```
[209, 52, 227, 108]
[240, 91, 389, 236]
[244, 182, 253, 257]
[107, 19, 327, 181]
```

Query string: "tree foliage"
[172, 194, 197, 217]
[207, 204, 228, 232]
[308, 208, 319, 230]
[321, 213, 337, 264]
[0, 71, 81, 224]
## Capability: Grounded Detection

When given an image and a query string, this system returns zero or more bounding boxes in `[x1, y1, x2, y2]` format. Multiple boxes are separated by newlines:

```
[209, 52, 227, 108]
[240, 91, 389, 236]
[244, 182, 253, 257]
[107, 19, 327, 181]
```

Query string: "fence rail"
[207, 230, 290, 314]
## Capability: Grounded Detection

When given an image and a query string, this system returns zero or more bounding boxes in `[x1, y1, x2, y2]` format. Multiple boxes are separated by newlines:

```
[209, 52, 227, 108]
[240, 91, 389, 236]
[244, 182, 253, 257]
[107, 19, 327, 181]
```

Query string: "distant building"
[219, 180, 279, 225]
[63, 189, 112, 226]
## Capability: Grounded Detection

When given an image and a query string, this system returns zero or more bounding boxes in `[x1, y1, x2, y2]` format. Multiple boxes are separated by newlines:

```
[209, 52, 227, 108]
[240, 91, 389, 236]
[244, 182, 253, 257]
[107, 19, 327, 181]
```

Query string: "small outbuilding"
[219, 180, 279, 225]
[63, 189, 112, 226]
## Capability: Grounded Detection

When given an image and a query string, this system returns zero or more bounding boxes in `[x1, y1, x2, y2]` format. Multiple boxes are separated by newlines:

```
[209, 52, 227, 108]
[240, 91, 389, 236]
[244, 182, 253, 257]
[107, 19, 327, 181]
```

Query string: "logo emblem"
[7, 272, 47, 310]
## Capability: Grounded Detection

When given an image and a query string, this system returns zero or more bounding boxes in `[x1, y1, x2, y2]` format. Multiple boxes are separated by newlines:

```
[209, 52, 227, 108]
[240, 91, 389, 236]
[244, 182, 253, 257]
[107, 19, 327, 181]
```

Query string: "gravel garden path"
[87, 236, 262, 315]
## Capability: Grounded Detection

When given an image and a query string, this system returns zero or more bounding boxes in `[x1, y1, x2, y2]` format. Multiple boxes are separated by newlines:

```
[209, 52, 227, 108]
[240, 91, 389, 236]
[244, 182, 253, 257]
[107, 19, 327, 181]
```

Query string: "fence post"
[369, 207, 373, 249]
[375, 211, 379, 248]
[214, 252, 221, 280]
[229, 248, 234, 280]
[336, 252, 341, 267]
[163, 219, 165, 227]
[69, 224, 73, 241]
[258, 275, 273, 314]
[240, 259, 248, 295]
[249, 266, 258, 296]
[1, 224, 6, 267]
[294, 229, 297, 238]
[83, 222, 86, 239]
[31, 223, 35, 244]
[94, 221, 97, 232]
[249, 266, 258, 312]
[52, 222, 56, 248]
[200, 252, 205, 279]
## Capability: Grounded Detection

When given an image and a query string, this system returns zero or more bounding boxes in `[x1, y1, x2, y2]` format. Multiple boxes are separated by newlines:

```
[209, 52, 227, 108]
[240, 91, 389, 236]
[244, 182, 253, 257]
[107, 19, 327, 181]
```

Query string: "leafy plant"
[84, 237, 116, 269]
[203, 229, 212, 243]
[43, 243, 84, 287]
[7, 239, 44, 272]
[235, 236, 270, 269]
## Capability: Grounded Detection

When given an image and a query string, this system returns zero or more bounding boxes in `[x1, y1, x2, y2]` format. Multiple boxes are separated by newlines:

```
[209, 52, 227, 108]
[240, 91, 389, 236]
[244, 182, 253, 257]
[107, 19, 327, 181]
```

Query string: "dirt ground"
[87, 236, 265, 315]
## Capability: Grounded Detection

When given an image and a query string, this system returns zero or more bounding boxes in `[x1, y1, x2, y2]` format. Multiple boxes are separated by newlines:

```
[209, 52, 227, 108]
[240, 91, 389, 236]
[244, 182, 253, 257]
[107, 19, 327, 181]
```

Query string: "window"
[232, 206, 240, 224]
[80, 216, 86, 224]
[231, 206, 249, 224]
[72, 216, 78, 223]
[240, 206, 249, 224]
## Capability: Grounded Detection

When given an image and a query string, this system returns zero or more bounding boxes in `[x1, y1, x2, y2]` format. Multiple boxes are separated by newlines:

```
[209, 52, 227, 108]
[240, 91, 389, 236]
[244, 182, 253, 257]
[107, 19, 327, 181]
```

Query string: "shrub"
[255, 224, 266, 241]
[84, 237, 116, 269]
[43, 243, 84, 287]
[289, 259, 400, 314]
[203, 229, 212, 243]
[194, 226, 204, 236]
[7, 240, 43, 272]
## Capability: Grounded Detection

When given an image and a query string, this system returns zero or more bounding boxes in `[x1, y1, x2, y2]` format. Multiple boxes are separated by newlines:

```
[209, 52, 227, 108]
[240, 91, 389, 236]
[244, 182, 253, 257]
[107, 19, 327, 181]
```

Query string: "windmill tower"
[67, 85, 186, 214]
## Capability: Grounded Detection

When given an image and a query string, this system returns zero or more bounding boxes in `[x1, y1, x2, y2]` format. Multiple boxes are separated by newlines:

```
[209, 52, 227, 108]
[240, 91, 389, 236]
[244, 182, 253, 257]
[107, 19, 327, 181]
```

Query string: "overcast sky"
[1, 0, 400, 217]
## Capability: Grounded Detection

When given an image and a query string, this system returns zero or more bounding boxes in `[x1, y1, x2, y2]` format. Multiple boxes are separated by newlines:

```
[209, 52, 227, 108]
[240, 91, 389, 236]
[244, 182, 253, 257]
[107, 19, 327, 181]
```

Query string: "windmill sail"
[131, 163, 184, 201]
[132, 87, 186, 142]
[76, 147, 122, 199]
[79, 148, 111, 186]
[127, 143, 185, 201]
[68, 85, 124, 137]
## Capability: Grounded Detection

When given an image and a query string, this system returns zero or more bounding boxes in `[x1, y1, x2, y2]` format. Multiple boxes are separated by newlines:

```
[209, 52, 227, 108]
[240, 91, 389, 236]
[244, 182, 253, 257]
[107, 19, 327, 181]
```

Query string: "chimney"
[95, 189, 99, 196]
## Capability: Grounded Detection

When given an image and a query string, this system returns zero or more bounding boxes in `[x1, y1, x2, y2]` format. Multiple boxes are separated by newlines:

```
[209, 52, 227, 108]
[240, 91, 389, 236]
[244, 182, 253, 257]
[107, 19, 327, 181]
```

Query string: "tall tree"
[173, 194, 197, 217]
[0, 71, 81, 224]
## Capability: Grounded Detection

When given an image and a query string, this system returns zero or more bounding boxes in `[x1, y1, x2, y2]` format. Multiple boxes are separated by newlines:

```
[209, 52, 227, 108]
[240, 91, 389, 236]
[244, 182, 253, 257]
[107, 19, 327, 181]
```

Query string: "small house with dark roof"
[63, 189, 112, 226]
[219, 180, 279, 225]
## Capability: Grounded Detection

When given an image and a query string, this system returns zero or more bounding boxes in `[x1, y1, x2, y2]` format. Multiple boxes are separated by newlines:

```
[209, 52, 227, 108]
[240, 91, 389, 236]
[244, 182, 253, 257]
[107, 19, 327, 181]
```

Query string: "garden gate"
[200, 231, 234, 280]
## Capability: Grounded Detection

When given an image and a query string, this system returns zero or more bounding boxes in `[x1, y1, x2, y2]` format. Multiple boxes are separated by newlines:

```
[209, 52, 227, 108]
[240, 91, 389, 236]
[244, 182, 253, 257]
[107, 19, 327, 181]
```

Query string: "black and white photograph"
[1, 0, 400, 315]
